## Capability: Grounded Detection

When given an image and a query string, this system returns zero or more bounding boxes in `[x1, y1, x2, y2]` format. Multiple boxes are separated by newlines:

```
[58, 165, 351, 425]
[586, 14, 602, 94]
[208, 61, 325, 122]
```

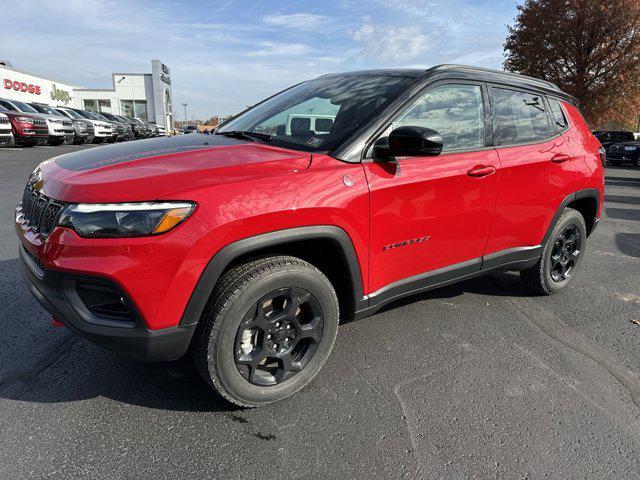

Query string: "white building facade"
[0, 60, 173, 128]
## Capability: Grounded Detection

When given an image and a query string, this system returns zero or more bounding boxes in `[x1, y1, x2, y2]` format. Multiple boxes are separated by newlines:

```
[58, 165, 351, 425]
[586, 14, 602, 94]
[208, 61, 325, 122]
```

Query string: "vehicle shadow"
[0, 257, 234, 412]
[605, 177, 640, 188]
[374, 270, 531, 316]
[605, 195, 640, 206]
[1, 256, 532, 411]
[606, 207, 640, 222]
[615, 232, 640, 258]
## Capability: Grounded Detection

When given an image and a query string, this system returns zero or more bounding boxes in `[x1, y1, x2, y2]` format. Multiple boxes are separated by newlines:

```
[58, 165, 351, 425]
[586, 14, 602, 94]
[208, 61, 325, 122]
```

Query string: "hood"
[35, 113, 70, 122]
[38, 134, 312, 202]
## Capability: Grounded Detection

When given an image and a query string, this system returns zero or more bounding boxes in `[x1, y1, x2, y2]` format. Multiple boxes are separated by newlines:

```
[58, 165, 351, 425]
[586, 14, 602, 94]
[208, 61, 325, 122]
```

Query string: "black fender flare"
[179, 226, 365, 325]
[542, 188, 601, 245]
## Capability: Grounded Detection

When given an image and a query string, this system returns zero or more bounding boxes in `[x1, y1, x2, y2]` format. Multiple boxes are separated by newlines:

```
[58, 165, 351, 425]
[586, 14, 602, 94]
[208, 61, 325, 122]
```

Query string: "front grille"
[20, 185, 65, 237]
[62, 120, 72, 127]
[0, 116, 8, 124]
[33, 118, 46, 127]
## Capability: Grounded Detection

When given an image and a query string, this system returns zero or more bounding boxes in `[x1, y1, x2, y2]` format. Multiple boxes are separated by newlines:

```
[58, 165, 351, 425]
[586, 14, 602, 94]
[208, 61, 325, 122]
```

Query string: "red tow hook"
[51, 315, 65, 328]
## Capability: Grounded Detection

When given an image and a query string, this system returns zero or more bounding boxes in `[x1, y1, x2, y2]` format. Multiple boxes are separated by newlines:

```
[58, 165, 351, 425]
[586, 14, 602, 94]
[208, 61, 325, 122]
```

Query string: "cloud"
[262, 13, 330, 29]
[0, 0, 518, 118]
[351, 20, 431, 64]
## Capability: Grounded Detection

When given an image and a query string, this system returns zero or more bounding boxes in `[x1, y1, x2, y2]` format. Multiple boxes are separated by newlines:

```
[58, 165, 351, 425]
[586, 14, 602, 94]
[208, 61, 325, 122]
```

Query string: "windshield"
[11, 100, 39, 113]
[33, 104, 59, 116]
[218, 75, 415, 152]
[72, 110, 94, 120]
[58, 108, 81, 119]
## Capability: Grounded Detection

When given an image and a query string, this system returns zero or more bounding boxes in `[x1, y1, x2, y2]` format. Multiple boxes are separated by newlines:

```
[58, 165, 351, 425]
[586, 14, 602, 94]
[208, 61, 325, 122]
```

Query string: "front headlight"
[16, 116, 34, 124]
[58, 202, 195, 238]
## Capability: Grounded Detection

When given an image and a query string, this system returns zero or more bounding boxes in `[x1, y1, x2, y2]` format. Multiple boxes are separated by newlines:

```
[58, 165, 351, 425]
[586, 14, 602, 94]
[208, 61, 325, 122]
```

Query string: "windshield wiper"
[216, 130, 272, 143]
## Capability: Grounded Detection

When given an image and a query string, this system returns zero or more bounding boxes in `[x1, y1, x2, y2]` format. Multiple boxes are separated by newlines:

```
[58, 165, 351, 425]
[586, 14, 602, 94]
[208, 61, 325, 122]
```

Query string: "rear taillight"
[598, 146, 606, 167]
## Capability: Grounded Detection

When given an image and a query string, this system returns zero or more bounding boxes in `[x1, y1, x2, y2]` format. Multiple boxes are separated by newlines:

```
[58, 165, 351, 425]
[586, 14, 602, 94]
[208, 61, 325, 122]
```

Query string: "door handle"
[467, 165, 496, 177]
[551, 153, 571, 163]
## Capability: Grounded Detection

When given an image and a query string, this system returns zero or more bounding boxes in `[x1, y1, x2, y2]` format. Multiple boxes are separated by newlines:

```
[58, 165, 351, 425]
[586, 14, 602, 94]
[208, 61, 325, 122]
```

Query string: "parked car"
[29, 103, 90, 145]
[59, 107, 113, 144]
[93, 112, 126, 142]
[125, 116, 148, 139]
[53, 107, 95, 144]
[139, 119, 158, 137]
[0, 112, 14, 146]
[593, 130, 635, 152]
[0, 98, 73, 146]
[606, 142, 640, 167]
[16, 65, 604, 407]
[0, 104, 48, 146]
[182, 125, 198, 134]
[100, 113, 134, 141]
[157, 125, 166, 136]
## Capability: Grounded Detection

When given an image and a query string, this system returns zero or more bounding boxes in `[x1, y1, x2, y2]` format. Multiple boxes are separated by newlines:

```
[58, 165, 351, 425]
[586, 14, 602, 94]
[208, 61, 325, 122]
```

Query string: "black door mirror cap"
[388, 126, 443, 157]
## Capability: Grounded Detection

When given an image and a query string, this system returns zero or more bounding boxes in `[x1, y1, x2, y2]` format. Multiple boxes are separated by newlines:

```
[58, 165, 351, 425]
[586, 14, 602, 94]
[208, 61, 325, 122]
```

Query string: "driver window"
[393, 84, 485, 152]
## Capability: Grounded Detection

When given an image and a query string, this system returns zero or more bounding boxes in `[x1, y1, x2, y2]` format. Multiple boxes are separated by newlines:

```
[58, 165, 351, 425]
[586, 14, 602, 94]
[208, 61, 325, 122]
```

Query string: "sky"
[0, 0, 520, 119]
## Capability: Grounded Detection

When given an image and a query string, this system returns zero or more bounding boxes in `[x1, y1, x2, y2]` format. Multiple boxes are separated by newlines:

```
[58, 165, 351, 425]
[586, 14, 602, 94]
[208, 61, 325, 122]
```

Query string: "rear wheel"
[193, 256, 339, 407]
[520, 207, 587, 295]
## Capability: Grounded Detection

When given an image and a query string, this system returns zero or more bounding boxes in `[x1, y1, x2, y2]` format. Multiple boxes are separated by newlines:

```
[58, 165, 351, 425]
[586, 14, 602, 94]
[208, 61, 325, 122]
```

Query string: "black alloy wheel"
[549, 225, 582, 282]
[235, 287, 324, 386]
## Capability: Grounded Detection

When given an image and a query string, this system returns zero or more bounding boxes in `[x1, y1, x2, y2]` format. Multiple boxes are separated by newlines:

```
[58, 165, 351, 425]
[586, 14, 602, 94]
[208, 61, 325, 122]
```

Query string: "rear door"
[484, 87, 579, 255]
[364, 82, 500, 295]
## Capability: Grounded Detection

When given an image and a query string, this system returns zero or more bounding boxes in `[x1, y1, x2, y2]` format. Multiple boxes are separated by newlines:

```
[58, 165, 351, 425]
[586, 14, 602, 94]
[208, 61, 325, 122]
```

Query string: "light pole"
[182, 103, 188, 125]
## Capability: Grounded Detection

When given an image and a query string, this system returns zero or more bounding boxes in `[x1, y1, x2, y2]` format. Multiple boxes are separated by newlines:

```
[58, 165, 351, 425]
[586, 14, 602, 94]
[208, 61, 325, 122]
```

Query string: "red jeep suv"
[17, 66, 604, 407]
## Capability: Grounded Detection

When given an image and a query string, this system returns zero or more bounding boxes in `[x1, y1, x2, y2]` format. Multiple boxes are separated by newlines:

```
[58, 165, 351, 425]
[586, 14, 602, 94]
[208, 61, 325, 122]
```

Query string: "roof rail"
[427, 64, 561, 91]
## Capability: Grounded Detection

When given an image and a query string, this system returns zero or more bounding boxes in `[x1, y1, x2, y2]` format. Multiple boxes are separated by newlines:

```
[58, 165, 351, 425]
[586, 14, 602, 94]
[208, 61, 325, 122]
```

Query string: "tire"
[520, 207, 587, 295]
[193, 256, 339, 407]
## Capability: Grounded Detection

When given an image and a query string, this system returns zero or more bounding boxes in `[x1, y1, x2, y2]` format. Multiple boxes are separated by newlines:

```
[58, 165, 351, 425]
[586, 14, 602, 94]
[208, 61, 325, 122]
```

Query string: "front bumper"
[19, 245, 196, 361]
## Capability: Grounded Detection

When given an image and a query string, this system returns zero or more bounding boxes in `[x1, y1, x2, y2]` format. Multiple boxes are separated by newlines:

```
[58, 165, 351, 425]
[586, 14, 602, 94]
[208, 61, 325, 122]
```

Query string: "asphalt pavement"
[0, 144, 639, 479]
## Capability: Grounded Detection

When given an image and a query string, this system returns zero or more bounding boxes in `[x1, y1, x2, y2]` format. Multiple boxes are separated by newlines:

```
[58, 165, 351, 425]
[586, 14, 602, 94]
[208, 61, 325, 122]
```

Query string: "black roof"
[321, 64, 576, 105]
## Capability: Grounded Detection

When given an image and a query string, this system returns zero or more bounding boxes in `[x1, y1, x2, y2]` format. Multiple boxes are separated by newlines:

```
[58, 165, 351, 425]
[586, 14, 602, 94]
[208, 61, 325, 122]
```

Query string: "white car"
[58, 107, 113, 144]
[0, 112, 13, 146]
[157, 125, 166, 136]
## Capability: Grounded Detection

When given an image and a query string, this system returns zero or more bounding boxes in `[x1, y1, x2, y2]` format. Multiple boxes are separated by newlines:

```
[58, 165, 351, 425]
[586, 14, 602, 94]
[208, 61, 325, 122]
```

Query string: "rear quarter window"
[491, 88, 551, 146]
[548, 99, 569, 133]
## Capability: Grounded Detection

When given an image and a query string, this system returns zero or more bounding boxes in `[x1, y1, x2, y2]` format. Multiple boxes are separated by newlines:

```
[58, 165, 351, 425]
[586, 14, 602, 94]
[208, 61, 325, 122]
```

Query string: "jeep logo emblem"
[50, 84, 71, 104]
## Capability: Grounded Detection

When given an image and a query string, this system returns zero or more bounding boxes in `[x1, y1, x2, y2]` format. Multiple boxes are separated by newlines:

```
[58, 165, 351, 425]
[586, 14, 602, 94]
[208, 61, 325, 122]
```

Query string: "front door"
[364, 83, 500, 296]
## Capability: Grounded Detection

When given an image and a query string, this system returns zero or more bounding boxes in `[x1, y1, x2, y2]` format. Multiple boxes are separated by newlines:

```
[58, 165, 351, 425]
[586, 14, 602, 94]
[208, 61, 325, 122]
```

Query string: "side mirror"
[387, 126, 443, 157]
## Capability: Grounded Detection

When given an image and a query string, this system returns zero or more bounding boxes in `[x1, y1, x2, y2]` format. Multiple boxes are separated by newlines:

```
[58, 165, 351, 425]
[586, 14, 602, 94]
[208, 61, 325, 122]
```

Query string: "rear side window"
[548, 99, 569, 132]
[491, 88, 550, 146]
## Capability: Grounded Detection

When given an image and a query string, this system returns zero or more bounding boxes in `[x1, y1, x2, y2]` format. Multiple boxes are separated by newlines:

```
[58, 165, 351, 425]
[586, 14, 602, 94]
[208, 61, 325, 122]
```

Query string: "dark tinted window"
[492, 88, 550, 145]
[290, 117, 311, 132]
[549, 99, 568, 132]
[315, 118, 334, 132]
[0, 100, 17, 111]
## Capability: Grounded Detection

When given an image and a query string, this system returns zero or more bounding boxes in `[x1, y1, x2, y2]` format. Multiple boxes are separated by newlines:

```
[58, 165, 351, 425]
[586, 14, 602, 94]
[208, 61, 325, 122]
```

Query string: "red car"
[0, 105, 48, 146]
[17, 65, 604, 407]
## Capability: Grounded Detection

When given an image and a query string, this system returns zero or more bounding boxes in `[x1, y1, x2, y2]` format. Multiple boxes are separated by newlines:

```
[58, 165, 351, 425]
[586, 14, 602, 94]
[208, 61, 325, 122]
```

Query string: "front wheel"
[520, 207, 587, 295]
[193, 256, 339, 407]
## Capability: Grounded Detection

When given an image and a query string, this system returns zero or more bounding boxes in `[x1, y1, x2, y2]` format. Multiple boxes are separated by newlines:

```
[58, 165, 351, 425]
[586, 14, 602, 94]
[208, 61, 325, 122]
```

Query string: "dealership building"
[0, 59, 174, 129]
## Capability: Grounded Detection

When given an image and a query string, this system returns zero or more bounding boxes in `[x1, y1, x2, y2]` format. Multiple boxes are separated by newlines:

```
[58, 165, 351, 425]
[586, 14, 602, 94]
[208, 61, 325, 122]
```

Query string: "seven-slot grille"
[32, 118, 47, 127]
[20, 185, 65, 236]
[0, 116, 8, 124]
